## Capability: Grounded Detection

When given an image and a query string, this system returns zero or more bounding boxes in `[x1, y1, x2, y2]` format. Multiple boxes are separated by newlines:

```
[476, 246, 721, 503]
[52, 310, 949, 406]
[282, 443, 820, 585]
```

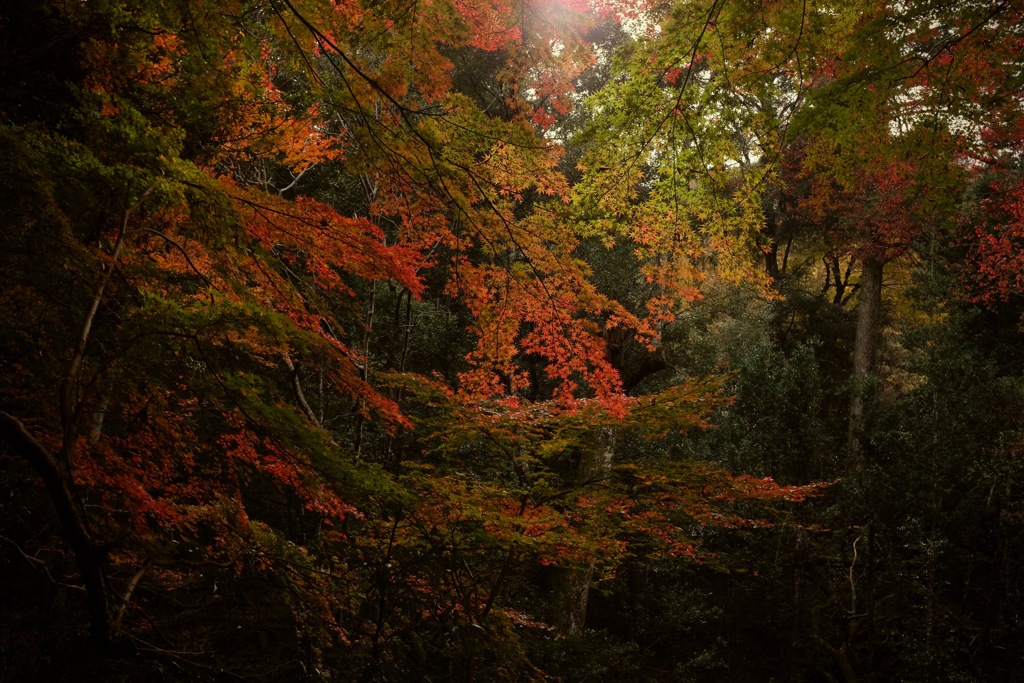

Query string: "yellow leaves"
[401, 373, 798, 574]
[484, 138, 569, 201]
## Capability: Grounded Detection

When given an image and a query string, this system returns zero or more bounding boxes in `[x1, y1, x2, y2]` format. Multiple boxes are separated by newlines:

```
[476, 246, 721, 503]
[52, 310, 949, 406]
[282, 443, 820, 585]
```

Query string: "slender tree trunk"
[87, 381, 112, 445]
[842, 258, 884, 681]
[0, 413, 110, 646]
[16, 183, 156, 647]
[551, 427, 615, 634]
[847, 258, 883, 474]
[283, 351, 321, 428]
[353, 279, 377, 462]
[61, 182, 156, 444]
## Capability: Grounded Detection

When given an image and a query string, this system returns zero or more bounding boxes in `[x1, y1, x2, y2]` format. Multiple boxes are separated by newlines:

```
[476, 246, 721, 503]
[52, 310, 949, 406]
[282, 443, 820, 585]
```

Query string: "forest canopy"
[1, 0, 1023, 680]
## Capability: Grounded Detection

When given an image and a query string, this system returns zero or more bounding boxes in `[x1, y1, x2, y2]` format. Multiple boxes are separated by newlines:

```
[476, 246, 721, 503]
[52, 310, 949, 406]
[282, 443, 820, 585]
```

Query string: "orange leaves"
[142, 31, 184, 84]
[451, 256, 628, 405]
[231, 184, 423, 296]
[205, 54, 346, 187]
[73, 389, 214, 538]
[243, 1, 615, 408]
[276, 105, 346, 174]
[664, 66, 684, 85]
[608, 463, 828, 561]
[81, 25, 184, 114]
[456, 0, 523, 52]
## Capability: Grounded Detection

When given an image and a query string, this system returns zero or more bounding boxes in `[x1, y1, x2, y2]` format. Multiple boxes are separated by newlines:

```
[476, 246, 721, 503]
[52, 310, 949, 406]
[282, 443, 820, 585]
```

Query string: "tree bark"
[847, 258, 883, 474]
[283, 350, 321, 428]
[551, 426, 615, 634]
[551, 563, 593, 635]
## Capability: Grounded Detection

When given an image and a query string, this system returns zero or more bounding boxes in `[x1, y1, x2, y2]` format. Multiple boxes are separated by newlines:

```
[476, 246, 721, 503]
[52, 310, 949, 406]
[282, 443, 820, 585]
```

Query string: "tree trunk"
[551, 427, 615, 634]
[0, 412, 111, 646]
[847, 258, 883, 474]
[765, 239, 781, 282]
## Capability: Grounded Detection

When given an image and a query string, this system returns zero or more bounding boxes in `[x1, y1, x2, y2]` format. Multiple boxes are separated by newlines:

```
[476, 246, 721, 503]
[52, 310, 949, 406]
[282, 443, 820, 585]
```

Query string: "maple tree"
[569, 0, 1022, 469]
[4, 0, 1024, 679]
[0, 0, 832, 679]
[958, 69, 1024, 307]
[558, 2, 1024, 677]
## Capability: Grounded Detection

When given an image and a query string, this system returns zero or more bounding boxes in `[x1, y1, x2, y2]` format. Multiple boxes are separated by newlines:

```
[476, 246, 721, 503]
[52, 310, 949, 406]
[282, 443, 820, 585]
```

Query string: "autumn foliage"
[5, 0, 1023, 679]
